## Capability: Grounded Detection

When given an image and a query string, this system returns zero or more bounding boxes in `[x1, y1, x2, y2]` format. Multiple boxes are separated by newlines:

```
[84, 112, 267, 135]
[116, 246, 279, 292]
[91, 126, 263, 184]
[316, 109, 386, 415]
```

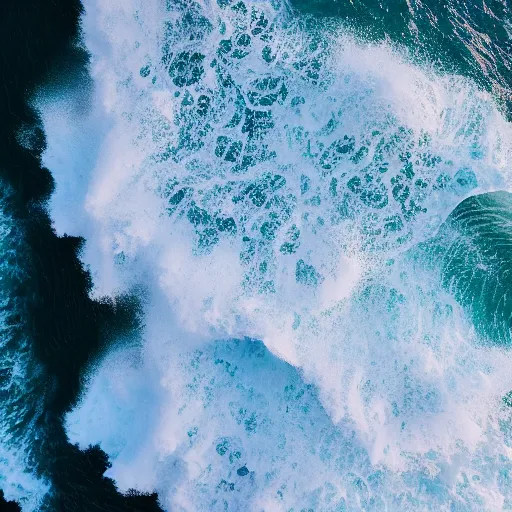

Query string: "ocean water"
[3, 0, 512, 510]
[0, 187, 50, 510]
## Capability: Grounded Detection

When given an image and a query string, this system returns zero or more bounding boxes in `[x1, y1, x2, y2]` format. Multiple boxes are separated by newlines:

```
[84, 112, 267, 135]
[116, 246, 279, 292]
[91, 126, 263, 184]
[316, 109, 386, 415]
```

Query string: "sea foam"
[39, 0, 512, 509]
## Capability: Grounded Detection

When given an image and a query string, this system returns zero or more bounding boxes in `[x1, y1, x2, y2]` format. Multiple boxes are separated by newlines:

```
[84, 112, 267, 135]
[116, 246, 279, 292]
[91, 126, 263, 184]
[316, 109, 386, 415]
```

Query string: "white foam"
[37, 0, 512, 508]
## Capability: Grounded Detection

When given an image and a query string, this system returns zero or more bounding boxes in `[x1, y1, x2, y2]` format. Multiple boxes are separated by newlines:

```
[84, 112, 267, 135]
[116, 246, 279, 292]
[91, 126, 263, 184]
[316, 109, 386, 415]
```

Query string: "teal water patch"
[36, 0, 512, 509]
[416, 191, 512, 346]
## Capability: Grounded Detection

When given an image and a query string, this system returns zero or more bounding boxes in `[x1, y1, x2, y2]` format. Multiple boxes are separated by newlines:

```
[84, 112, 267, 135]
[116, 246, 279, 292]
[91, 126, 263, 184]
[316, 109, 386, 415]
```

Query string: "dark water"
[1, 0, 512, 510]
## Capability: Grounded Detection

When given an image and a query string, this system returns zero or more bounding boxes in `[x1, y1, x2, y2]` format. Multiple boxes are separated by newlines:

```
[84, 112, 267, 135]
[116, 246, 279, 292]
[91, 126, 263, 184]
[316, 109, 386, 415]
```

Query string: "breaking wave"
[37, 0, 512, 509]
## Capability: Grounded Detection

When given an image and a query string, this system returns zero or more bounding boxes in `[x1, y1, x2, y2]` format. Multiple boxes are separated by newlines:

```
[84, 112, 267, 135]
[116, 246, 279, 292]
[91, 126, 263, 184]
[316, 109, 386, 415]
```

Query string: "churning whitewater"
[35, 0, 512, 509]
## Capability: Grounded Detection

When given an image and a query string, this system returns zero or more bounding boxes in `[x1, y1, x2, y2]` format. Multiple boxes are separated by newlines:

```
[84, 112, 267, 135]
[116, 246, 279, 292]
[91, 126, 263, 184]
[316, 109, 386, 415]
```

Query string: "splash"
[39, 0, 512, 509]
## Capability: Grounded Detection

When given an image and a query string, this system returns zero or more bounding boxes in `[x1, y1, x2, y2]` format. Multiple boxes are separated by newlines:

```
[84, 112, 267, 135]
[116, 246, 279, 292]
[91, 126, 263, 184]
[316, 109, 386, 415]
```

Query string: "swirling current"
[2, 0, 512, 511]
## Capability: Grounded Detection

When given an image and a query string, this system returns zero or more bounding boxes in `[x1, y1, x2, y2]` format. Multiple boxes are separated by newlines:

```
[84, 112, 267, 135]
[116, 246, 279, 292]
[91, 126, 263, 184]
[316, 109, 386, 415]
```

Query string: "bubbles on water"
[82, 0, 511, 299]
